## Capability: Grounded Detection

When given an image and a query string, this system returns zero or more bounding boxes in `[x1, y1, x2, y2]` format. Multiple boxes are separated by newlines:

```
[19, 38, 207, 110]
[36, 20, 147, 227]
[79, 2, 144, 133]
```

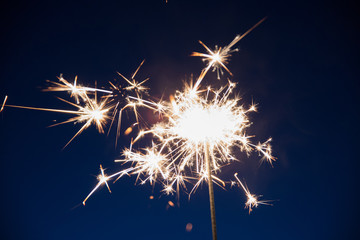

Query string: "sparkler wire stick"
[205, 143, 217, 240]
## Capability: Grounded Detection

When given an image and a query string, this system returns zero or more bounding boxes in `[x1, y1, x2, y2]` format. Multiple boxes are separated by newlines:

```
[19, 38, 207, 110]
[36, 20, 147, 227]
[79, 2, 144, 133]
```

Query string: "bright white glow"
[92, 110, 103, 120]
[174, 104, 239, 144]
[212, 53, 221, 62]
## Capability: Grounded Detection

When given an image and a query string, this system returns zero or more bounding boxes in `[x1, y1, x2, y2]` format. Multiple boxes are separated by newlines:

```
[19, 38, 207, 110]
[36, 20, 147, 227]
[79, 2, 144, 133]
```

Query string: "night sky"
[1, 0, 359, 239]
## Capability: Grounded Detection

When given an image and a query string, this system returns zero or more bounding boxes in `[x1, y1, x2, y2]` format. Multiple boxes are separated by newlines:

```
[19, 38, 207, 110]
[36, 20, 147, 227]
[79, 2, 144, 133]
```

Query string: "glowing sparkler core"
[172, 100, 242, 144]
[147, 81, 274, 175]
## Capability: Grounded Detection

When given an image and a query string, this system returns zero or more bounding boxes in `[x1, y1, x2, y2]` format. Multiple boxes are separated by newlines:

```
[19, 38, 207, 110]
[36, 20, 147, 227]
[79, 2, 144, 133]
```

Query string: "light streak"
[4, 92, 112, 148]
[83, 164, 130, 205]
[0, 95, 8, 112]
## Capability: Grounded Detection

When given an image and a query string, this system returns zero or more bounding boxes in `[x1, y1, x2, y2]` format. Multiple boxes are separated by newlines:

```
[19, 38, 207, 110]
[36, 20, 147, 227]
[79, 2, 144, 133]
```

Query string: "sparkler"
[2, 17, 274, 240]
[82, 76, 274, 239]
[79, 18, 272, 240]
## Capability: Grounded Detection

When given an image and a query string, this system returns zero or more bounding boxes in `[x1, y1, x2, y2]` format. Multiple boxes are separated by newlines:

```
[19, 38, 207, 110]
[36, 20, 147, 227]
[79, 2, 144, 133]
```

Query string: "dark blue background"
[1, 0, 359, 239]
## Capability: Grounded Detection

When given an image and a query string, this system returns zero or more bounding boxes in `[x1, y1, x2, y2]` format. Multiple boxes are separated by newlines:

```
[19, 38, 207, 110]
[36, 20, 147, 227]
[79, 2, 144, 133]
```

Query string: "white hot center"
[175, 105, 235, 143]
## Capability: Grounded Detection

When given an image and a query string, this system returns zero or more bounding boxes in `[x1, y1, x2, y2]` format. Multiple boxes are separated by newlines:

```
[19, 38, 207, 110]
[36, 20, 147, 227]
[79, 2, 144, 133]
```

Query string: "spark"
[83, 164, 129, 205]
[115, 143, 168, 185]
[162, 184, 175, 195]
[0, 95, 8, 112]
[234, 173, 271, 213]
[191, 17, 267, 89]
[4, 92, 112, 148]
[186, 223, 193, 232]
[117, 60, 149, 98]
[168, 200, 175, 207]
[44, 75, 84, 104]
[44, 74, 111, 104]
